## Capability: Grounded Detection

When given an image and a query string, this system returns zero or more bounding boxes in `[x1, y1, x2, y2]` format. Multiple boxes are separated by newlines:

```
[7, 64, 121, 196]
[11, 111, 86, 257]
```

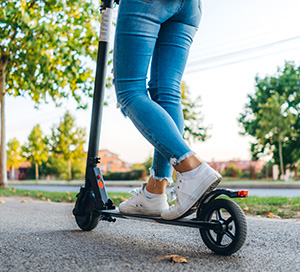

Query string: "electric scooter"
[73, 0, 248, 256]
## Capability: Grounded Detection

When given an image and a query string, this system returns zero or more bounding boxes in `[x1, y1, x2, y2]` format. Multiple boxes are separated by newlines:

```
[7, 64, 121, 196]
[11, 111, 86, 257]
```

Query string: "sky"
[6, 0, 300, 165]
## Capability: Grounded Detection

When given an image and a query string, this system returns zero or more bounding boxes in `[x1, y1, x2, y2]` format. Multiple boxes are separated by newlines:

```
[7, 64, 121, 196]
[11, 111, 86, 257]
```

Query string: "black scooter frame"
[73, 0, 247, 234]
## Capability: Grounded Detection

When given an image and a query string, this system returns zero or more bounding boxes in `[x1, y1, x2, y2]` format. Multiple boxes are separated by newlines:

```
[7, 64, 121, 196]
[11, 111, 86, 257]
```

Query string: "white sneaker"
[119, 183, 169, 216]
[161, 162, 222, 220]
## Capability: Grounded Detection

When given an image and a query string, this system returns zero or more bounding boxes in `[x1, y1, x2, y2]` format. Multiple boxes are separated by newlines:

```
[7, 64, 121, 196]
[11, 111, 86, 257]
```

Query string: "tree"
[22, 124, 48, 181]
[239, 61, 300, 177]
[0, 0, 99, 187]
[50, 111, 86, 180]
[181, 82, 210, 143]
[255, 93, 296, 177]
[7, 138, 23, 179]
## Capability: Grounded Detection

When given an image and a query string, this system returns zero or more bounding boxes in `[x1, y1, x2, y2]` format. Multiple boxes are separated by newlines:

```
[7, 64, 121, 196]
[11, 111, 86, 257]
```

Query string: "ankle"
[174, 155, 201, 173]
[146, 176, 168, 194]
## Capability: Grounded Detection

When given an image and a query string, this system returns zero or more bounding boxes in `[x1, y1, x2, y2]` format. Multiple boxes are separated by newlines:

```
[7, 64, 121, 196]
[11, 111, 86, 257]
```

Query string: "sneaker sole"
[119, 208, 166, 217]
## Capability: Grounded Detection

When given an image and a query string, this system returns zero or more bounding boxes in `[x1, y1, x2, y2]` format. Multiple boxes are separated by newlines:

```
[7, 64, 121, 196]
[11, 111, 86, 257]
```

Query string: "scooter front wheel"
[73, 188, 99, 231]
[198, 198, 247, 255]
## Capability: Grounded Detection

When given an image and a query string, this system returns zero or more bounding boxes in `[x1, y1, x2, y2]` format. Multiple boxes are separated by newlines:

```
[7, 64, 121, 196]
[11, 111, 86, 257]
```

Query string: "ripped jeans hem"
[169, 151, 195, 166]
[149, 168, 173, 184]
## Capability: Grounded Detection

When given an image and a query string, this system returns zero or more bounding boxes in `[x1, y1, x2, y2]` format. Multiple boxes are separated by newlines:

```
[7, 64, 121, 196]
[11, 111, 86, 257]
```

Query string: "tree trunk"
[68, 159, 72, 181]
[0, 61, 8, 188]
[35, 162, 39, 181]
[278, 140, 285, 179]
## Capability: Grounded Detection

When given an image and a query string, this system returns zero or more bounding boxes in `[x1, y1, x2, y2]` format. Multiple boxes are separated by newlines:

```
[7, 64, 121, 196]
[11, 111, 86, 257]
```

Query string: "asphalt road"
[1, 197, 300, 272]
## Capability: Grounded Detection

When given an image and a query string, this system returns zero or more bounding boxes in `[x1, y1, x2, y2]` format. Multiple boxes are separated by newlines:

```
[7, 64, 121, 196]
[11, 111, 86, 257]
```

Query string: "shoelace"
[117, 187, 141, 203]
[129, 186, 143, 198]
[129, 183, 178, 202]
[169, 172, 184, 202]
[129, 187, 140, 195]
[169, 186, 176, 202]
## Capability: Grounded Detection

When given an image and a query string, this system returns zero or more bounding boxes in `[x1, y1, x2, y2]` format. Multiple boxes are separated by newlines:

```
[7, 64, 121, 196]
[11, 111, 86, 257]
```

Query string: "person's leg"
[152, 0, 221, 219]
[114, 0, 189, 215]
[114, 0, 196, 182]
[114, 0, 221, 218]
[146, 15, 202, 193]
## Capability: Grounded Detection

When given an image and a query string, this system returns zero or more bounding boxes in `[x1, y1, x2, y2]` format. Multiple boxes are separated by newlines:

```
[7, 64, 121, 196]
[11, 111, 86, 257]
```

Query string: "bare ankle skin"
[146, 176, 168, 194]
[173, 155, 201, 173]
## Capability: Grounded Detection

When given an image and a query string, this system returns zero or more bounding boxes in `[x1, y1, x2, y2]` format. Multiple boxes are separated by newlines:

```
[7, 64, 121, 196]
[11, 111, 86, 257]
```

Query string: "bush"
[222, 163, 242, 178]
[103, 169, 146, 180]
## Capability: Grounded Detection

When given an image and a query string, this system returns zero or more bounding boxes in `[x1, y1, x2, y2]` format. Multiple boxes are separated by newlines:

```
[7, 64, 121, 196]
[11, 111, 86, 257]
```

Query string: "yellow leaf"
[0, 200, 5, 204]
[155, 254, 188, 263]
[267, 212, 274, 218]
[21, 200, 28, 203]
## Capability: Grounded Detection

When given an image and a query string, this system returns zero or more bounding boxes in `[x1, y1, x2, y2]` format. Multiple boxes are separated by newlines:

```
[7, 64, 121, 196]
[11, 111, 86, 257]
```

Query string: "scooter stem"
[85, 0, 114, 189]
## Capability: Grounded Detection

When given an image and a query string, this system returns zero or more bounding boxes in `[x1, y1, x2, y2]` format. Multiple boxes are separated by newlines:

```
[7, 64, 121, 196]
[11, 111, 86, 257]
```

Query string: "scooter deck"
[100, 209, 218, 229]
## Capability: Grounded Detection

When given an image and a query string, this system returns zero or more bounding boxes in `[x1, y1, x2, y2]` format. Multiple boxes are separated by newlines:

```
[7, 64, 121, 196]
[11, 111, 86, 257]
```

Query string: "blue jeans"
[113, 0, 201, 182]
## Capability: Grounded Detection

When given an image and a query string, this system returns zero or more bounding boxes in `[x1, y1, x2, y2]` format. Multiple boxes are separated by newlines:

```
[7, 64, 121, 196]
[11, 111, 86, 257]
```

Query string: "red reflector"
[97, 175, 101, 179]
[98, 179, 104, 189]
[238, 190, 248, 197]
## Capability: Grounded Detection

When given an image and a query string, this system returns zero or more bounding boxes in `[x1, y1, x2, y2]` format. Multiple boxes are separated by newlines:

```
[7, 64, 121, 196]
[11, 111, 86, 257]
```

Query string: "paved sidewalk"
[8, 179, 300, 189]
[0, 197, 299, 271]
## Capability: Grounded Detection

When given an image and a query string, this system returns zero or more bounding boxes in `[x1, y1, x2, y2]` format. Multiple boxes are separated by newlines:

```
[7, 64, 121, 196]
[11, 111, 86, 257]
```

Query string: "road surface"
[0, 197, 299, 271]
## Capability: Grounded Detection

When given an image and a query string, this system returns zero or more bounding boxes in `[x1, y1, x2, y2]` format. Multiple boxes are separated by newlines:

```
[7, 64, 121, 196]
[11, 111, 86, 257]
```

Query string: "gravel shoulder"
[0, 197, 299, 272]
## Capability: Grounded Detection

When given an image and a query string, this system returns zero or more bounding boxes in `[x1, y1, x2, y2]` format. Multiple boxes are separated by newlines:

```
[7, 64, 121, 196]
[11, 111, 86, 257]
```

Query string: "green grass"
[1, 187, 299, 219]
[232, 196, 300, 218]
[0, 187, 131, 206]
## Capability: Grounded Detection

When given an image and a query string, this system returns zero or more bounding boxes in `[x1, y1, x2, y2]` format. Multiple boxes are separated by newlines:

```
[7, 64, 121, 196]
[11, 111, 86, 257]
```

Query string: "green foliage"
[6, 111, 87, 180]
[239, 61, 300, 174]
[50, 111, 86, 180]
[22, 124, 48, 180]
[221, 163, 242, 178]
[1, 0, 99, 107]
[0, 0, 100, 187]
[41, 156, 67, 178]
[7, 138, 23, 177]
[181, 82, 210, 143]
[23, 125, 48, 164]
[70, 157, 85, 180]
[103, 169, 145, 181]
[51, 111, 86, 160]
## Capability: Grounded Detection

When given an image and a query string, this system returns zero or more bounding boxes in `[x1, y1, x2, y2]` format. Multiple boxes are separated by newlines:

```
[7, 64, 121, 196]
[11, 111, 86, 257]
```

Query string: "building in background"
[7, 161, 31, 180]
[98, 149, 131, 174]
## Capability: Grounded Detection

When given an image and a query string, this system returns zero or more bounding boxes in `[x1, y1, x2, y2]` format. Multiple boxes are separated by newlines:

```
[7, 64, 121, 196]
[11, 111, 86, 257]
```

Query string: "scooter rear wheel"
[198, 198, 247, 255]
[73, 189, 99, 231]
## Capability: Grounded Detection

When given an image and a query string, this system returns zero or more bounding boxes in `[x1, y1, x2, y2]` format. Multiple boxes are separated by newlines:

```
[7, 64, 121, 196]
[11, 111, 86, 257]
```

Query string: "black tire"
[198, 198, 247, 255]
[73, 190, 99, 231]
